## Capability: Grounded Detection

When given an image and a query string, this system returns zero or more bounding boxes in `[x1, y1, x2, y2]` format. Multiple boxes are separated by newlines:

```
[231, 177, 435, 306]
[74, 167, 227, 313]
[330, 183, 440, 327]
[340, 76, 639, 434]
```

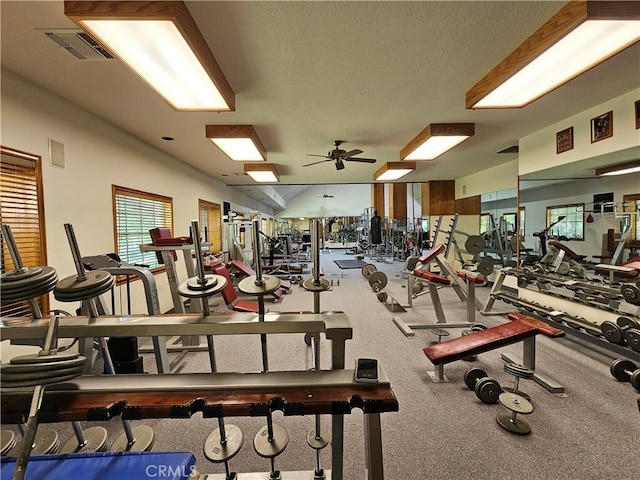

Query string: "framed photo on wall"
[635, 100, 640, 129]
[556, 127, 574, 154]
[591, 110, 613, 143]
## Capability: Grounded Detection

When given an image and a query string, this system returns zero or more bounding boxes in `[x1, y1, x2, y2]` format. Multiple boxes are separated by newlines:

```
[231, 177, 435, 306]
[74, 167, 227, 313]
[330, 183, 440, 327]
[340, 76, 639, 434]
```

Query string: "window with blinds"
[113, 185, 173, 270]
[1, 146, 49, 317]
[546, 203, 584, 240]
[198, 199, 222, 253]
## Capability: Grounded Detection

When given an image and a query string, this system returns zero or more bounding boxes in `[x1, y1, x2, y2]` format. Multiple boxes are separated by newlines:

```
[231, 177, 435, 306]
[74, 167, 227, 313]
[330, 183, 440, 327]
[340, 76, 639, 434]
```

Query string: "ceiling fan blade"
[342, 149, 363, 158]
[302, 158, 332, 167]
[345, 157, 377, 163]
[306, 154, 330, 158]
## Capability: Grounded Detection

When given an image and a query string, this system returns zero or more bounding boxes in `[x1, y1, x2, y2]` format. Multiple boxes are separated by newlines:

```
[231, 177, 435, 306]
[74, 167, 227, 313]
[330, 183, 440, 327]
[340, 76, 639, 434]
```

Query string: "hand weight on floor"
[463, 368, 502, 404]
[610, 359, 640, 392]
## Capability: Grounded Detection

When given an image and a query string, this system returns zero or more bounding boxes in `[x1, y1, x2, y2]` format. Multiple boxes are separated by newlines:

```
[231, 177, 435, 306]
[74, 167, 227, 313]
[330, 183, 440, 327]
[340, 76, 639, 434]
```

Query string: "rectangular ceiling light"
[244, 163, 280, 183]
[401, 124, 474, 161]
[374, 162, 416, 181]
[206, 125, 267, 161]
[64, 1, 235, 111]
[595, 160, 640, 176]
[466, 1, 640, 109]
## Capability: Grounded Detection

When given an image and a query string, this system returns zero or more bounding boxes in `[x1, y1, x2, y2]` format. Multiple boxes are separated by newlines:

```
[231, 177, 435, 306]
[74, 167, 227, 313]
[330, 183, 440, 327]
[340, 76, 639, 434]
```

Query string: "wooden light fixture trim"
[206, 125, 267, 161]
[400, 123, 475, 160]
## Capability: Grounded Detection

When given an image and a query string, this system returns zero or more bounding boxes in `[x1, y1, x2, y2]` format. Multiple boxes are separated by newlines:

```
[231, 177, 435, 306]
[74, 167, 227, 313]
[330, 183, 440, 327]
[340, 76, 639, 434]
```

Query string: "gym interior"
[1, 1, 639, 479]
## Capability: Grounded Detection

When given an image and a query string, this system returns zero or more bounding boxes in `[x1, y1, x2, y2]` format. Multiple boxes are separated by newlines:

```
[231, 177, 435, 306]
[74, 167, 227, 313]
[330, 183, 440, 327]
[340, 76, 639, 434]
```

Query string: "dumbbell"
[463, 368, 502, 404]
[377, 291, 388, 303]
[620, 283, 640, 306]
[600, 317, 640, 346]
[610, 359, 640, 392]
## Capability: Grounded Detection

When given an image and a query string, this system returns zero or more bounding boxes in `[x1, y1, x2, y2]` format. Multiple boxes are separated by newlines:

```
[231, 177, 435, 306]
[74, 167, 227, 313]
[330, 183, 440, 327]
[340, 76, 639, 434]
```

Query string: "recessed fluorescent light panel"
[206, 125, 267, 161]
[374, 162, 416, 181]
[401, 124, 474, 161]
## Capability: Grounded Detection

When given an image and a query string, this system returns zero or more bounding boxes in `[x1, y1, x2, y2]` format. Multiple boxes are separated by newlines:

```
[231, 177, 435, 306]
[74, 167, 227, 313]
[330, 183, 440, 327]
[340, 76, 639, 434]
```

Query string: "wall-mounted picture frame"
[635, 99, 639, 129]
[556, 126, 574, 154]
[591, 110, 613, 143]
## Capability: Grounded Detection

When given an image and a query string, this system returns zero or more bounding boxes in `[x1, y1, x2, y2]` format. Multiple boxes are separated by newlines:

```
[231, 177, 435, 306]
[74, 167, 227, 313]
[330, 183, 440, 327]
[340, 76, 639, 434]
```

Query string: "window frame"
[112, 185, 173, 274]
[546, 203, 585, 241]
[198, 199, 222, 253]
[622, 193, 640, 248]
[1, 145, 49, 317]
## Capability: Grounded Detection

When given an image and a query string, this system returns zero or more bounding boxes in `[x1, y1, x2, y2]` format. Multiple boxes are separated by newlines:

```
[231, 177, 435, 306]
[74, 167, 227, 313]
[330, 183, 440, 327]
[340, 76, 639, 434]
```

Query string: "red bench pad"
[457, 270, 485, 284]
[413, 270, 450, 285]
[418, 244, 445, 264]
[548, 241, 587, 261]
[423, 321, 538, 366]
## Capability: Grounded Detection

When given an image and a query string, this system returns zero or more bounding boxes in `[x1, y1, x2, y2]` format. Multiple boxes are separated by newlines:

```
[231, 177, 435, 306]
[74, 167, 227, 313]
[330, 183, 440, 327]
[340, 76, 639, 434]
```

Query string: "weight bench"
[595, 256, 640, 282]
[212, 264, 261, 313]
[422, 312, 566, 394]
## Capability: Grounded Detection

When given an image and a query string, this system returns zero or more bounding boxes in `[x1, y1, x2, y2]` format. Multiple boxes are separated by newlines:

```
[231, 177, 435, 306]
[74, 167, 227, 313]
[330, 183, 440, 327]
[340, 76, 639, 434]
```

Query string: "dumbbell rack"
[0, 312, 398, 480]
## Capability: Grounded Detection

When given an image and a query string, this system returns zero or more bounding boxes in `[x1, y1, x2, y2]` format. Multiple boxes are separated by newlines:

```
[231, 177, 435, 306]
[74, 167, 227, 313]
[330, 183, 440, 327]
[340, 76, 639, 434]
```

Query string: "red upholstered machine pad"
[457, 270, 485, 284]
[423, 314, 565, 366]
[413, 270, 450, 285]
[418, 244, 445, 264]
[548, 240, 587, 261]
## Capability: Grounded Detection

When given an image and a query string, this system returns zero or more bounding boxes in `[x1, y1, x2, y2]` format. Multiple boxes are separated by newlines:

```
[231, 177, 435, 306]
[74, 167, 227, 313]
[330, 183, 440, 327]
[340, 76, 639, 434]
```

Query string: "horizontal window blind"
[198, 199, 221, 253]
[113, 185, 172, 269]
[1, 148, 48, 317]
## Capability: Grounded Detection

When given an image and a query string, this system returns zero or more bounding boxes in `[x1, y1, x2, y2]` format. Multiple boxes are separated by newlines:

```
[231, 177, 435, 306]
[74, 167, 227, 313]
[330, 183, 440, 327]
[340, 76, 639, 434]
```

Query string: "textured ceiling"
[1, 1, 639, 205]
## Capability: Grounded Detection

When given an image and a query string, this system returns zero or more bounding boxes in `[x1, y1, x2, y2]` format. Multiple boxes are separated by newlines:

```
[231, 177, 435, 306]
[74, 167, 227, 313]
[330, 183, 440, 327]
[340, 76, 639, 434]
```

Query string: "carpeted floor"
[23, 250, 640, 479]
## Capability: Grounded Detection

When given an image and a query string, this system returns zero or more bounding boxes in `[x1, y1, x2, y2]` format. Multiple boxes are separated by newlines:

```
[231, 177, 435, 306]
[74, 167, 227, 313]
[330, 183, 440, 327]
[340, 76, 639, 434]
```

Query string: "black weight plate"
[463, 368, 487, 390]
[600, 321, 624, 344]
[477, 257, 494, 276]
[377, 292, 388, 303]
[617, 317, 639, 329]
[1, 365, 84, 384]
[10, 351, 81, 364]
[471, 324, 487, 332]
[1, 275, 58, 303]
[1, 370, 84, 388]
[475, 378, 501, 404]
[504, 362, 534, 379]
[1, 266, 56, 286]
[630, 369, 640, 392]
[610, 359, 635, 382]
[2, 355, 85, 372]
[621, 284, 640, 305]
[54, 277, 115, 302]
[1, 266, 44, 282]
[54, 270, 113, 296]
[624, 329, 640, 352]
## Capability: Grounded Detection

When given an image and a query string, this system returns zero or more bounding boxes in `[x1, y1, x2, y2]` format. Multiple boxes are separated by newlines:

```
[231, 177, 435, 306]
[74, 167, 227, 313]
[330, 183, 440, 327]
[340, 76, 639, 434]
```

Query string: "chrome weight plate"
[238, 275, 281, 296]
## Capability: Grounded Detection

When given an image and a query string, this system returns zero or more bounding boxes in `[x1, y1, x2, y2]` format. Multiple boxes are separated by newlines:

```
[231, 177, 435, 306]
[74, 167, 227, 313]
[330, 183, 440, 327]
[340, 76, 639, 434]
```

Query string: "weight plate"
[178, 275, 226, 298]
[557, 262, 570, 275]
[504, 363, 534, 379]
[306, 430, 330, 450]
[496, 412, 531, 435]
[1, 266, 55, 286]
[471, 324, 487, 332]
[624, 329, 640, 352]
[253, 423, 288, 458]
[59, 426, 108, 454]
[238, 275, 281, 296]
[630, 370, 640, 392]
[303, 278, 331, 292]
[610, 359, 635, 382]
[111, 425, 155, 452]
[1, 430, 17, 456]
[31, 428, 61, 455]
[477, 257, 494, 276]
[377, 291, 388, 303]
[475, 378, 501, 404]
[600, 321, 624, 344]
[498, 392, 533, 414]
[368, 271, 387, 291]
[0, 364, 85, 384]
[2, 356, 86, 373]
[617, 317, 640, 329]
[463, 368, 487, 390]
[1, 274, 58, 303]
[465, 235, 484, 255]
[522, 267, 535, 281]
[361, 264, 377, 278]
[1, 370, 85, 388]
[10, 351, 81, 365]
[204, 424, 243, 463]
[54, 271, 114, 301]
[621, 284, 640, 305]
[412, 280, 423, 295]
[1, 266, 43, 282]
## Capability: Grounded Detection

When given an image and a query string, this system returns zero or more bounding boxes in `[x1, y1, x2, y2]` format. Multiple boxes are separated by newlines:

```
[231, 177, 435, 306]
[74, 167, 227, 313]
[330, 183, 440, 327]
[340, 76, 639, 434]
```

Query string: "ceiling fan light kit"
[465, 0, 640, 109]
[303, 140, 377, 171]
[374, 162, 416, 181]
[400, 123, 475, 161]
[205, 125, 267, 161]
[64, 1, 235, 111]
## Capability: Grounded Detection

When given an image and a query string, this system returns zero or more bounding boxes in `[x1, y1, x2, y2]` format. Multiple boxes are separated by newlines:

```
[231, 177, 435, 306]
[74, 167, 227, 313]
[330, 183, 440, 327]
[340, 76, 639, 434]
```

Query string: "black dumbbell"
[460, 325, 487, 361]
[610, 359, 640, 392]
[600, 317, 639, 345]
[463, 368, 502, 404]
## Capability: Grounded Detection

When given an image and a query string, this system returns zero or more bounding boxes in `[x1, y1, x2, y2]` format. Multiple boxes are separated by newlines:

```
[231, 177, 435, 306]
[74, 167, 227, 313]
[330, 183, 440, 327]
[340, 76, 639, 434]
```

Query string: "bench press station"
[393, 245, 485, 337]
[422, 312, 566, 395]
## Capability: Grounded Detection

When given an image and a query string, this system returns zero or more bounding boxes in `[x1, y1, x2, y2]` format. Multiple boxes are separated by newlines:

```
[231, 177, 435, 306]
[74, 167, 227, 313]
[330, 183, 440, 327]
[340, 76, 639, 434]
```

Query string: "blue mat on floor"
[334, 259, 367, 269]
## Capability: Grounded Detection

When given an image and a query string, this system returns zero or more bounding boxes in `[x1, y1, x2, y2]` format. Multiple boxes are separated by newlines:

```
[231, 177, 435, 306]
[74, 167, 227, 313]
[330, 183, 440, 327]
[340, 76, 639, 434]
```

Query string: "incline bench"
[423, 312, 566, 395]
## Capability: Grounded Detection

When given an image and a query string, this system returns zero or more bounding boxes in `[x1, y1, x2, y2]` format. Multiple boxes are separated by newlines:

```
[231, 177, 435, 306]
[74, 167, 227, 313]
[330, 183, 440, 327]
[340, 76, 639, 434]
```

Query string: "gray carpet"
[23, 251, 640, 479]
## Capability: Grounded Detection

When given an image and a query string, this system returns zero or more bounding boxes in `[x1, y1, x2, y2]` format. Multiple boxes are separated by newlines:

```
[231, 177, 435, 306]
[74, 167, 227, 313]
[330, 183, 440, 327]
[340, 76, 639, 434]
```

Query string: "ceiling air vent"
[42, 29, 113, 61]
[497, 145, 519, 154]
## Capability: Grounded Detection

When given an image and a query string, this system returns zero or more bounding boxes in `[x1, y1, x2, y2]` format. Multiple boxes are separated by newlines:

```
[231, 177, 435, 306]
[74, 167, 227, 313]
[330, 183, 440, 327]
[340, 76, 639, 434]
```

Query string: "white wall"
[519, 89, 640, 176]
[1, 69, 274, 317]
[277, 184, 371, 218]
[456, 159, 518, 199]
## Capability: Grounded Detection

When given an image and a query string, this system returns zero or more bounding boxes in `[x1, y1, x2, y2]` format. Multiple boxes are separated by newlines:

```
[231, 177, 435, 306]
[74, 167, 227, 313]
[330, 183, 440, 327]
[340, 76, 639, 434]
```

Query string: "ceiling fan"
[303, 140, 376, 170]
[321, 185, 334, 198]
